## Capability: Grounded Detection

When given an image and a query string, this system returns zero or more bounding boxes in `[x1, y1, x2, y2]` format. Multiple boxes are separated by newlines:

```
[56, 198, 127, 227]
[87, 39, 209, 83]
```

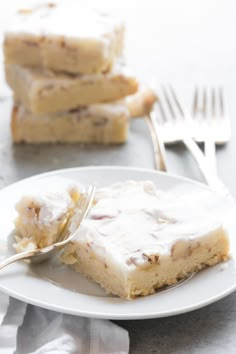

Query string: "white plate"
[0, 166, 236, 320]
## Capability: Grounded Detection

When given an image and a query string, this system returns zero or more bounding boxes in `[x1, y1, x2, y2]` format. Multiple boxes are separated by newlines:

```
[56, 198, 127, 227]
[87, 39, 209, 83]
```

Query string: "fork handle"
[183, 137, 231, 197]
[204, 138, 217, 175]
[0, 249, 39, 270]
[145, 113, 168, 171]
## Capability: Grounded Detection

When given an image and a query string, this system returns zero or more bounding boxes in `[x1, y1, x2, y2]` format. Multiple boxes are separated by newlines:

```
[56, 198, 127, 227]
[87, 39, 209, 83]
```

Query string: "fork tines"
[192, 87, 230, 144]
[155, 85, 192, 143]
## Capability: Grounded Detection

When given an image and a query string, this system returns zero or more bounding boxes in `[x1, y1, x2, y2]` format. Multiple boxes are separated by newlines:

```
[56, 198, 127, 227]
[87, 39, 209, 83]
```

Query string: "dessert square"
[4, 2, 124, 74]
[5, 63, 138, 114]
[11, 102, 130, 144]
[60, 181, 229, 299]
[14, 180, 230, 299]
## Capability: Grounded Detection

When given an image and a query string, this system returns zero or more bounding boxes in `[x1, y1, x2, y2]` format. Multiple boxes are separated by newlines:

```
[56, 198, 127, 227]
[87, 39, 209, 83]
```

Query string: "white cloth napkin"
[0, 293, 129, 354]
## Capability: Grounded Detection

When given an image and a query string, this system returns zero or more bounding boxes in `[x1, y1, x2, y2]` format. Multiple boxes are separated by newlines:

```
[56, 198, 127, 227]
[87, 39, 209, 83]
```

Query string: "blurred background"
[0, 0, 235, 190]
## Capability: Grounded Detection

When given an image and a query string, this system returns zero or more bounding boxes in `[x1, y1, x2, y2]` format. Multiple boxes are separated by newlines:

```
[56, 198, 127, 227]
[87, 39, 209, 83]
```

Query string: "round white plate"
[0, 166, 235, 320]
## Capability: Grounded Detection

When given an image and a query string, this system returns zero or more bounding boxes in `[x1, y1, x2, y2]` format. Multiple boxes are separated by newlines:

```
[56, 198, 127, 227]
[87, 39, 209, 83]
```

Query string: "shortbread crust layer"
[11, 103, 129, 144]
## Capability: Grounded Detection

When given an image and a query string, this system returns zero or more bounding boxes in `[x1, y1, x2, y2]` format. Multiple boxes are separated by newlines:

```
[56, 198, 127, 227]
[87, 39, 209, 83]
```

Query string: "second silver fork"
[149, 85, 230, 194]
[192, 87, 230, 173]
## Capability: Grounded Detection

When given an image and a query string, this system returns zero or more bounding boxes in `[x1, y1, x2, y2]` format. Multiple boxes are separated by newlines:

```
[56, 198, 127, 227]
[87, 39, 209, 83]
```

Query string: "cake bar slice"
[14, 179, 229, 299]
[61, 181, 229, 299]
[11, 102, 129, 144]
[4, 2, 124, 74]
[6, 63, 138, 114]
[11, 87, 157, 144]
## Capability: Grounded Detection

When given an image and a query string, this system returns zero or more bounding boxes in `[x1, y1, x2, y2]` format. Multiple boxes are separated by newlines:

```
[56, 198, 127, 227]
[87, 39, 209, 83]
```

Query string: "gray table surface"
[1, 0, 236, 353]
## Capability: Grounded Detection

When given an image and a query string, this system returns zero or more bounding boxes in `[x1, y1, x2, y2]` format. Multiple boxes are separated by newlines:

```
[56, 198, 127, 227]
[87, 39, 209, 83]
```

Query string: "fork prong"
[192, 87, 199, 115]
[58, 185, 96, 243]
[192, 87, 206, 117]
[202, 87, 207, 117]
[57, 197, 86, 243]
[162, 85, 175, 118]
[158, 93, 168, 123]
[168, 85, 185, 117]
[219, 87, 224, 117]
[65, 185, 96, 242]
[211, 87, 216, 117]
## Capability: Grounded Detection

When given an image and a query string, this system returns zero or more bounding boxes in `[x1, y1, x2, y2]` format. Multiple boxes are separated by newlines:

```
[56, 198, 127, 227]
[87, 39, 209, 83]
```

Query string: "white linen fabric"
[0, 294, 129, 354]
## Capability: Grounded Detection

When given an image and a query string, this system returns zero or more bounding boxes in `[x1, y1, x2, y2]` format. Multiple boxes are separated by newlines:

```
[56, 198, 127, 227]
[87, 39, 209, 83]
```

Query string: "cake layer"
[6, 64, 138, 114]
[4, 2, 124, 74]
[11, 103, 129, 144]
[62, 228, 228, 299]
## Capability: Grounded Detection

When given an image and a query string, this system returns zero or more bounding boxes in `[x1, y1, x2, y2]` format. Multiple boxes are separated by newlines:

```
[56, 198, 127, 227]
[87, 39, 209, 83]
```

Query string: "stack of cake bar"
[3, 1, 153, 144]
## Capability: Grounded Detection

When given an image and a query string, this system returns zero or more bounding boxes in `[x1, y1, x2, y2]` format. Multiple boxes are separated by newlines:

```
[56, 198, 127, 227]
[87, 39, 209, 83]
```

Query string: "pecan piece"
[18, 8, 32, 14]
[143, 253, 159, 264]
[92, 117, 109, 127]
[171, 240, 193, 260]
[23, 40, 38, 47]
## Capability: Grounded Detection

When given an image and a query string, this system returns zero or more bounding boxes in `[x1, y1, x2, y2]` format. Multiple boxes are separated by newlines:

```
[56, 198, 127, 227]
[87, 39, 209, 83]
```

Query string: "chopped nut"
[48, 3, 56, 8]
[60, 39, 66, 48]
[92, 117, 109, 127]
[143, 253, 159, 264]
[69, 107, 87, 114]
[126, 255, 152, 269]
[61, 253, 77, 265]
[126, 258, 133, 266]
[26, 205, 40, 219]
[189, 241, 200, 255]
[171, 240, 191, 260]
[150, 232, 159, 240]
[23, 40, 38, 47]
[42, 84, 54, 91]
[18, 8, 32, 14]
[90, 213, 115, 220]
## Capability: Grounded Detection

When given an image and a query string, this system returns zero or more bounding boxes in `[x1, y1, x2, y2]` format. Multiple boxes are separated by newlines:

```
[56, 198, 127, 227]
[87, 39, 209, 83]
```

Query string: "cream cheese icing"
[16, 177, 81, 226]
[14, 179, 229, 270]
[5, 1, 123, 42]
[16, 191, 73, 227]
[71, 180, 228, 269]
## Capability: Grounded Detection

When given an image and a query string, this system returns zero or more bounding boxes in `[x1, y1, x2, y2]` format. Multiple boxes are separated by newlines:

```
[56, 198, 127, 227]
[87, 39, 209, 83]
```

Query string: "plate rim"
[2, 165, 212, 192]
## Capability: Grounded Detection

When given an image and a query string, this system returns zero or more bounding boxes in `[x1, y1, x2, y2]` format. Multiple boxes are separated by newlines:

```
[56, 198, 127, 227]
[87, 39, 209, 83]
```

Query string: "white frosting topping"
[15, 179, 229, 269]
[72, 180, 228, 267]
[19, 192, 72, 226]
[10, 59, 128, 82]
[16, 177, 80, 226]
[85, 101, 129, 118]
[5, 1, 123, 41]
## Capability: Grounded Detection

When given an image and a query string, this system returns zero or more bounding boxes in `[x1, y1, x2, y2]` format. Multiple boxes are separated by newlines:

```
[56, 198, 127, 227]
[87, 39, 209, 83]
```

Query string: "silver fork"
[151, 85, 230, 194]
[192, 87, 231, 174]
[0, 185, 96, 270]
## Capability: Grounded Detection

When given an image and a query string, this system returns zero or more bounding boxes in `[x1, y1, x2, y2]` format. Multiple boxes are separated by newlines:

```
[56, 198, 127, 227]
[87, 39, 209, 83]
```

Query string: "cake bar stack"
[3, 1, 147, 144]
